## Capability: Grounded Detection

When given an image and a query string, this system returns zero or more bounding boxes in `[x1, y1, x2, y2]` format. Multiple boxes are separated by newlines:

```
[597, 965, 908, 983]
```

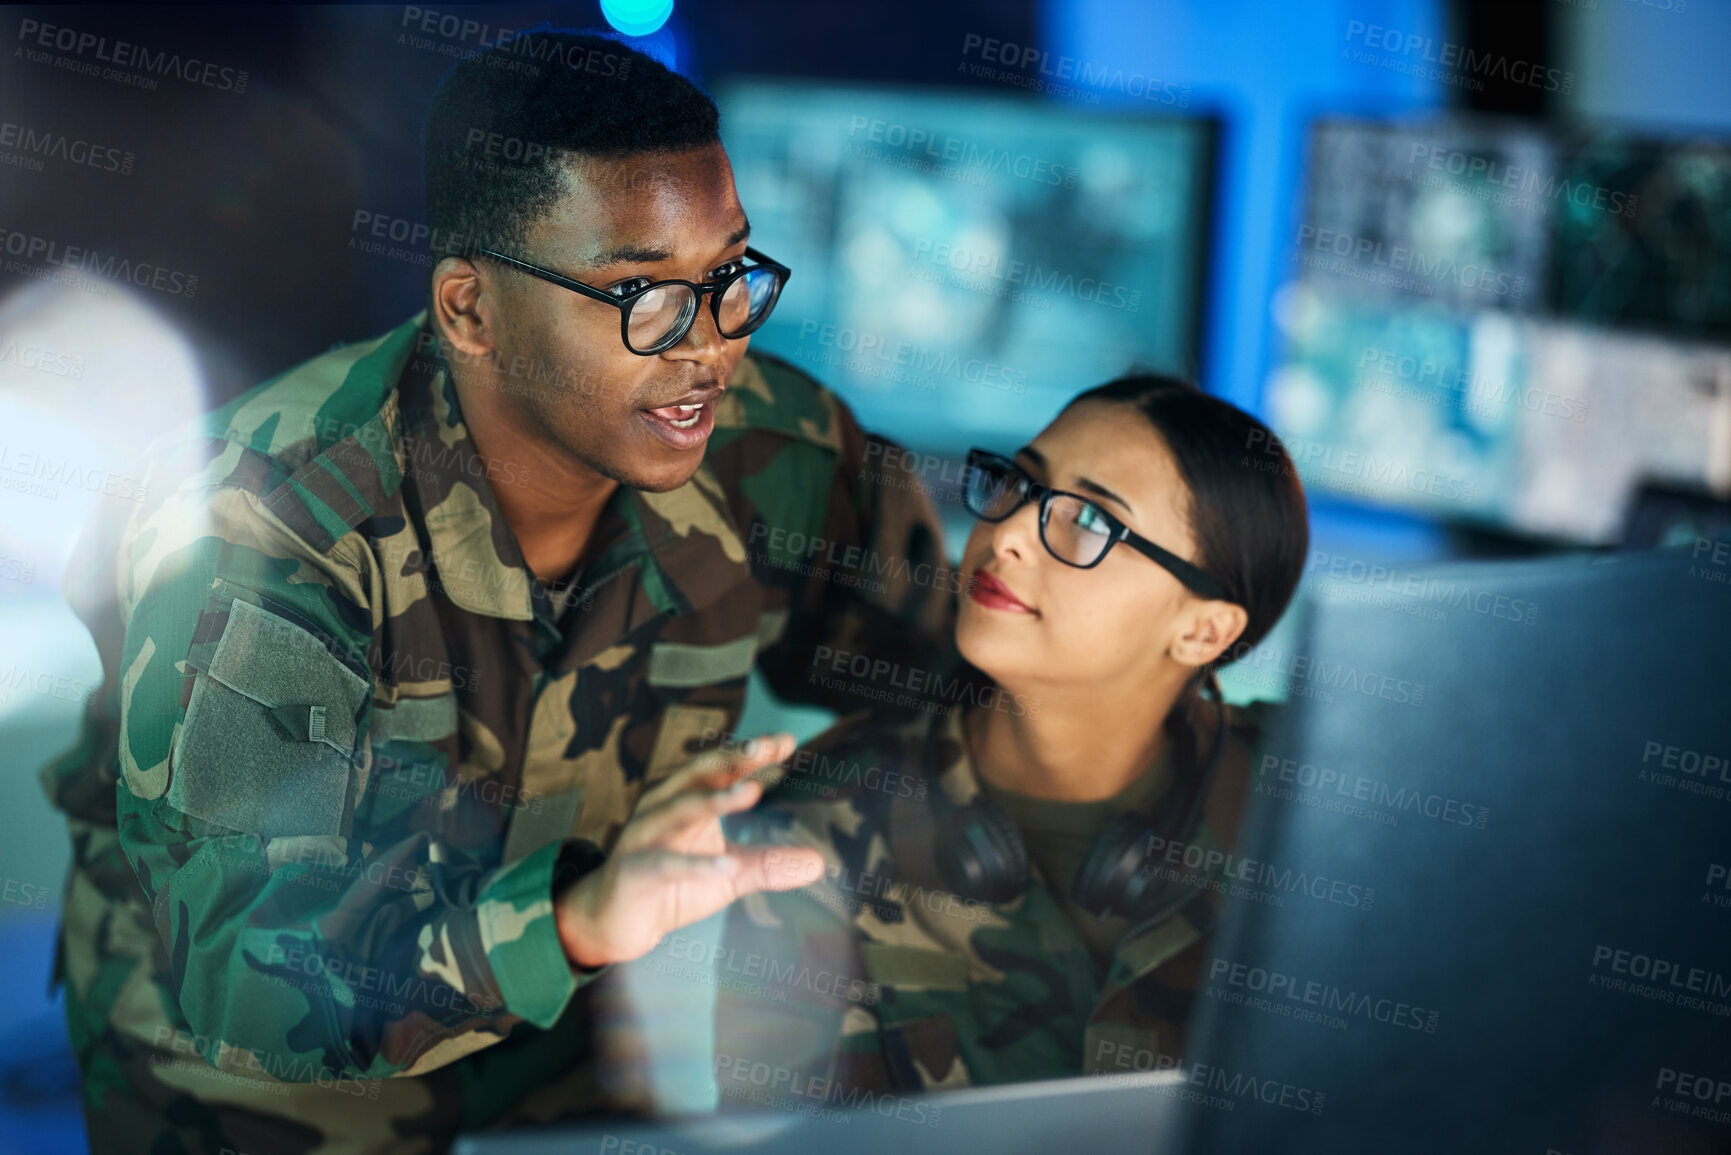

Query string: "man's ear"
[1169, 599, 1250, 670]
[431, 256, 492, 360]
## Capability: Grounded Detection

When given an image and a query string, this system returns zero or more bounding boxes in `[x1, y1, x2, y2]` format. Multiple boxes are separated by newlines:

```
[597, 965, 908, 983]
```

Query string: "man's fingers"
[603, 845, 827, 955]
[616, 776, 765, 853]
[738, 757, 791, 794]
[635, 733, 795, 812]
[628, 844, 823, 894]
[634, 848, 738, 880]
[730, 846, 827, 896]
[708, 733, 795, 789]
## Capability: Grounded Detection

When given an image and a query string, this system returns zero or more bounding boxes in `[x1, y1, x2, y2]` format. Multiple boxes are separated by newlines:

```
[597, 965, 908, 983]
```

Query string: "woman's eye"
[1075, 504, 1111, 535]
[607, 277, 653, 299]
[708, 260, 744, 281]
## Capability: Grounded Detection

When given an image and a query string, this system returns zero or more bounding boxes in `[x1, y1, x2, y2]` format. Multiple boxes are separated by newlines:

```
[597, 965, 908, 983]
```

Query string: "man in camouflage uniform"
[714, 689, 1267, 1094]
[39, 30, 952, 1155]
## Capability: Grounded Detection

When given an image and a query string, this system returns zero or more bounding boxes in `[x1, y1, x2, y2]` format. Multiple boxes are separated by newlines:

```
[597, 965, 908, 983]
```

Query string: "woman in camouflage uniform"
[715, 375, 1311, 1101]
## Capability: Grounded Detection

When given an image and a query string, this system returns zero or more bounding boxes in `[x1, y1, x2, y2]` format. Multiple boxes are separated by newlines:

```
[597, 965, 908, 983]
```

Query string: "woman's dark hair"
[1066, 373, 1309, 662]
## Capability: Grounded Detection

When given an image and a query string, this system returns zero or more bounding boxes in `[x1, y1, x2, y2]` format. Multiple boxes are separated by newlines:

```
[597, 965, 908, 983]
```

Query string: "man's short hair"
[423, 27, 720, 260]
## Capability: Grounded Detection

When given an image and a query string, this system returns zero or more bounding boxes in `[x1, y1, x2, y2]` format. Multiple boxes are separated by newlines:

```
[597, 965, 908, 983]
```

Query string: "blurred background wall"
[2, 1, 1728, 1146]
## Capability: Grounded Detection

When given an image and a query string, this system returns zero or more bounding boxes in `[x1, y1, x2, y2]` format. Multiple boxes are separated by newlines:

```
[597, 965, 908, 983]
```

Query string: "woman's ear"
[1169, 600, 1249, 669]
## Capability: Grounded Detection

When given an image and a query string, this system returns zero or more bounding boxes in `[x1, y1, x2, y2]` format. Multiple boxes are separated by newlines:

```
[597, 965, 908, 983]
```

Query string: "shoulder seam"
[717, 351, 850, 453]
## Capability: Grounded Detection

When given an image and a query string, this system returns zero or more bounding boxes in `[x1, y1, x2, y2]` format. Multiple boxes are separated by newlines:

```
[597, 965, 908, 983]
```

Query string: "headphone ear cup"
[1072, 811, 1158, 920]
[934, 799, 1029, 905]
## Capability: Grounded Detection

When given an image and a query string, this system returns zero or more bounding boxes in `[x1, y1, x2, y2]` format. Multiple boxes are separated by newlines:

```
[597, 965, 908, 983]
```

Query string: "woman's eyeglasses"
[476, 247, 790, 356]
[962, 449, 1230, 600]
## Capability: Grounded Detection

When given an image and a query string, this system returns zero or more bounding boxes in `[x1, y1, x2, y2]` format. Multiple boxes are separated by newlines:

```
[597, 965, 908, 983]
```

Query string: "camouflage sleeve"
[113, 476, 591, 1082]
[743, 356, 959, 715]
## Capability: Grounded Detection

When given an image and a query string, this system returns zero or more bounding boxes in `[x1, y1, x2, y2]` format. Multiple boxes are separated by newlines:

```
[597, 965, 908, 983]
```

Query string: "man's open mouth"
[649, 401, 705, 429]
[639, 389, 722, 450]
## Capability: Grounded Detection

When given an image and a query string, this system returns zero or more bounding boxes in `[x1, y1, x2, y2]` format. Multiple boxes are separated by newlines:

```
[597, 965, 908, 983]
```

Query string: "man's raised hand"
[553, 733, 826, 968]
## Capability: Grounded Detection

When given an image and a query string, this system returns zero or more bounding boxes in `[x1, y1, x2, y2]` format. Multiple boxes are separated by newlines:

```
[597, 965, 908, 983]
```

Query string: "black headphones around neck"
[903, 675, 1230, 925]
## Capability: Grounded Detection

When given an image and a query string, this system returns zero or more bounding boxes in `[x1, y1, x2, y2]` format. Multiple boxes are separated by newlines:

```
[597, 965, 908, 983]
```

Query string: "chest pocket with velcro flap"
[168, 597, 370, 839]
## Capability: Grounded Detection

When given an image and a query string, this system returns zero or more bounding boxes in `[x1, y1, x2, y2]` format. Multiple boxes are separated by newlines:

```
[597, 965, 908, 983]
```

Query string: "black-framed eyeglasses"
[963, 449, 1231, 600]
[476, 246, 791, 356]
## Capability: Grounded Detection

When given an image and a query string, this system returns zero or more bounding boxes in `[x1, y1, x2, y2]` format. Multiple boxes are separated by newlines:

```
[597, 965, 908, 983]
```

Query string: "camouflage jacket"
[715, 694, 1267, 1096]
[38, 314, 955, 1154]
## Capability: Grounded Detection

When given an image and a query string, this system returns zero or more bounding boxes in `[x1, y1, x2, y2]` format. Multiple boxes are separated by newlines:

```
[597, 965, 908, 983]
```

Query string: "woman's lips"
[968, 569, 1033, 613]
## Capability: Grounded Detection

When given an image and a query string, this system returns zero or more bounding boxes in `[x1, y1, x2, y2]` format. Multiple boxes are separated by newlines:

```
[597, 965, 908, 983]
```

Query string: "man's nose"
[665, 297, 727, 366]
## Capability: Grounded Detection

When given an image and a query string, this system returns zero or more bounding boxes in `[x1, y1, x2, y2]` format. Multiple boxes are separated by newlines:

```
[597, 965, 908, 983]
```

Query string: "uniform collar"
[926, 701, 1178, 818]
[395, 320, 753, 628]
[929, 705, 984, 804]
[920, 697, 1232, 988]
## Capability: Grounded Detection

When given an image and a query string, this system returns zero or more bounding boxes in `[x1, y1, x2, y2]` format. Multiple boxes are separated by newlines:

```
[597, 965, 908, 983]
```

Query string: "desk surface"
[454, 1070, 1182, 1155]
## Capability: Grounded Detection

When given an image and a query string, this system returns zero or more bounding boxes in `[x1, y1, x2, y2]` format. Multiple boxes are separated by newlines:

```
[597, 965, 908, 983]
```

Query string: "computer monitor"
[716, 78, 1215, 459]
[1623, 480, 1731, 551]
[1178, 545, 1731, 1154]
[1296, 117, 1549, 317]
[1268, 117, 1731, 544]
[458, 549, 1726, 1153]
[1550, 131, 1731, 345]
[1264, 299, 1729, 543]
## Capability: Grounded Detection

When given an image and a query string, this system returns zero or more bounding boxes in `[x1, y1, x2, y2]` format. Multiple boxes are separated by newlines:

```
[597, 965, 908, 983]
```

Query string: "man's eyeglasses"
[962, 449, 1230, 600]
[476, 247, 790, 356]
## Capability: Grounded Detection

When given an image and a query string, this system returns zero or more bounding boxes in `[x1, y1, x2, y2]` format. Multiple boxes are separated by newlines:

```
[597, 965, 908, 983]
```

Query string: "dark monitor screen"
[1550, 131, 1731, 345]
[1179, 546, 1731, 1154]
